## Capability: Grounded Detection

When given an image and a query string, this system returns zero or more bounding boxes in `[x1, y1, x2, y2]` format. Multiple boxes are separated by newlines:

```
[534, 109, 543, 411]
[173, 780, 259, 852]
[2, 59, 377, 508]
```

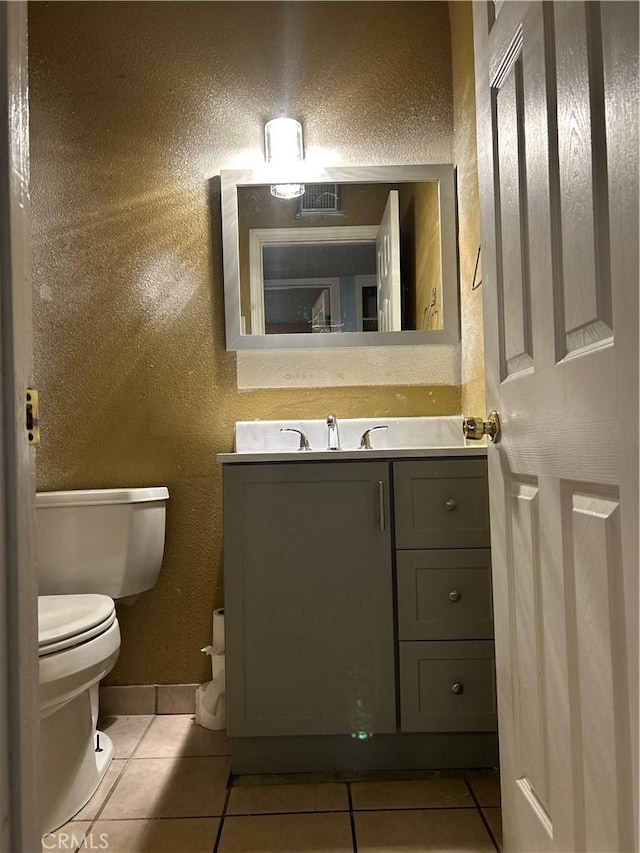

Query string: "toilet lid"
[38, 594, 117, 656]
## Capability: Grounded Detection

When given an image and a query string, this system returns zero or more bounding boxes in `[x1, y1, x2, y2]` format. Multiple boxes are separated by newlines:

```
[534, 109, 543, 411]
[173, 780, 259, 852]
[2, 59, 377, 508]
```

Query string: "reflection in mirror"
[221, 165, 459, 350]
[238, 182, 443, 335]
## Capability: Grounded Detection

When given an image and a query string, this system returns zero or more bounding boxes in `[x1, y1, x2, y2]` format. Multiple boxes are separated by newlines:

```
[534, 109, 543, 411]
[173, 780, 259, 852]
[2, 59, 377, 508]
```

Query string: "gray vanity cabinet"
[393, 458, 497, 734]
[223, 461, 396, 739]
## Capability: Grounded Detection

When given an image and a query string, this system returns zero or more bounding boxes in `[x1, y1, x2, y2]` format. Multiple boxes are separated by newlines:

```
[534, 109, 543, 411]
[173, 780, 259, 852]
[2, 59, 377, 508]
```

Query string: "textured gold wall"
[450, 1, 486, 417]
[409, 182, 442, 330]
[30, 1, 458, 685]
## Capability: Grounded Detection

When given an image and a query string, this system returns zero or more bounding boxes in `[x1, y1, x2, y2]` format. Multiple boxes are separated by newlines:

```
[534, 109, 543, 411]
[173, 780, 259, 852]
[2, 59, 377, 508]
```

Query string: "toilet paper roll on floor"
[212, 608, 225, 654]
[202, 609, 225, 678]
[195, 654, 226, 731]
[195, 608, 226, 730]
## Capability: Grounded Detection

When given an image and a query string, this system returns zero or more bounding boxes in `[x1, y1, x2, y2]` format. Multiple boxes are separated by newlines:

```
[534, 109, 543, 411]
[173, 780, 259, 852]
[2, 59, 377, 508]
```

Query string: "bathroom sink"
[233, 416, 467, 454]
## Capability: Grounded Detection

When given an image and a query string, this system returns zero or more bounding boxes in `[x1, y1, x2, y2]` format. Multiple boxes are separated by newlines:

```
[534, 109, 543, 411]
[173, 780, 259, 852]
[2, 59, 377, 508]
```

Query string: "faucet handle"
[280, 428, 311, 451]
[359, 425, 389, 449]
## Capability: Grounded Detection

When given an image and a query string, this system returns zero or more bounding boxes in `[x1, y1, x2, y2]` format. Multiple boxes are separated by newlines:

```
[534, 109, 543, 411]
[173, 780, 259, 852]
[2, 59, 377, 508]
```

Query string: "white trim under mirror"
[220, 164, 460, 350]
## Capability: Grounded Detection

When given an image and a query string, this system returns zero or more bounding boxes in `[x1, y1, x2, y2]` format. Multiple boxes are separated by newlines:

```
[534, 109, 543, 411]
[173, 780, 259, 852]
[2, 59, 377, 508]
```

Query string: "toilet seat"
[39, 594, 116, 656]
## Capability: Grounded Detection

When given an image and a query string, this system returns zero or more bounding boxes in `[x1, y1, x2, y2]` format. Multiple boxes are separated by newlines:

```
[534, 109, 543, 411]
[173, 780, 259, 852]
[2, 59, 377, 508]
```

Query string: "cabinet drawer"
[393, 459, 490, 549]
[399, 641, 497, 732]
[396, 550, 493, 641]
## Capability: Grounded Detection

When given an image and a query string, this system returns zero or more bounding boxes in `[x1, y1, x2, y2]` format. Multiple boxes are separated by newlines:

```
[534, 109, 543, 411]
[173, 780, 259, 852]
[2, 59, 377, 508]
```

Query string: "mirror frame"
[220, 164, 460, 350]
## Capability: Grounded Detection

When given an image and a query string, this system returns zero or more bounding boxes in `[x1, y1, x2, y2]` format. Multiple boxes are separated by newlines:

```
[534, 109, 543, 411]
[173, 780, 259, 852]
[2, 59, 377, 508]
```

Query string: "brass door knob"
[445, 499, 457, 511]
[462, 411, 501, 443]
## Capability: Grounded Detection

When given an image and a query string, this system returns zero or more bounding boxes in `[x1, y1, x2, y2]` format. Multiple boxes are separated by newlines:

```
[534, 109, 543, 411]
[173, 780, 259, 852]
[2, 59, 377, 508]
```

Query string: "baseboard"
[230, 732, 499, 775]
[99, 683, 198, 716]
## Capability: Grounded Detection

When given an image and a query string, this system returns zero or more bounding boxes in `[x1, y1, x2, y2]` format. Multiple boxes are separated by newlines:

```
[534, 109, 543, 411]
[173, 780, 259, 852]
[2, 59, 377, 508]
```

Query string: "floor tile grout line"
[82, 756, 132, 823]
[58, 723, 500, 850]
[224, 808, 352, 817]
[212, 770, 233, 853]
[464, 779, 501, 853]
[123, 715, 159, 760]
[219, 805, 478, 816]
[347, 782, 359, 853]
[47, 717, 157, 846]
[87, 715, 156, 825]
[73, 804, 485, 821]
[50, 715, 232, 850]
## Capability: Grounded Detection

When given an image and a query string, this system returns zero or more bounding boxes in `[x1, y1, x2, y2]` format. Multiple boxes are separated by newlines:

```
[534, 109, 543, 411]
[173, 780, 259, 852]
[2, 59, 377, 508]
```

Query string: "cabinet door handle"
[451, 682, 464, 695]
[448, 590, 461, 602]
[445, 499, 458, 511]
[378, 480, 385, 531]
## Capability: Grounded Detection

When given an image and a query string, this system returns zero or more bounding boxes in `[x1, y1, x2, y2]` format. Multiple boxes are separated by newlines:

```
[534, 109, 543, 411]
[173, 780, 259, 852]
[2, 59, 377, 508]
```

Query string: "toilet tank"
[36, 487, 169, 598]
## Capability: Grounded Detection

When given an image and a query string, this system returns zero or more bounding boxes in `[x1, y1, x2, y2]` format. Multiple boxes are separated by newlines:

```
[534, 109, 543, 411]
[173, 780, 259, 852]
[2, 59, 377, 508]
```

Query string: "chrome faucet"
[326, 413, 341, 450]
[280, 427, 311, 451]
[359, 425, 389, 449]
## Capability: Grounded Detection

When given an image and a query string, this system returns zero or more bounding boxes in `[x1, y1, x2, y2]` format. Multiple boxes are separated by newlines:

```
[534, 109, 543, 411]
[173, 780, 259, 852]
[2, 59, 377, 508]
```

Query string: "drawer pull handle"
[445, 499, 458, 511]
[451, 682, 464, 695]
[378, 481, 385, 532]
[448, 590, 461, 602]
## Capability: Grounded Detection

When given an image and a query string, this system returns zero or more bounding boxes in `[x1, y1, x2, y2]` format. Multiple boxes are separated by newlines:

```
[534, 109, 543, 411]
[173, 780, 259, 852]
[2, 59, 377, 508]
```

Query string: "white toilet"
[36, 486, 169, 833]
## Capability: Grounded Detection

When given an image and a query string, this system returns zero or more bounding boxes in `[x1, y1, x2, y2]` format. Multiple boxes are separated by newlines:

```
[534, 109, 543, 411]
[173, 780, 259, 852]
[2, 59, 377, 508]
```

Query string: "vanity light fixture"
[264, 117, 305, 199]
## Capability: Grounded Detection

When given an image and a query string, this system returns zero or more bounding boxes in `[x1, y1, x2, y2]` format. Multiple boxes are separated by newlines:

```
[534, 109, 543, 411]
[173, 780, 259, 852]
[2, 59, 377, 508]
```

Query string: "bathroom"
[2, 0, 637, 851]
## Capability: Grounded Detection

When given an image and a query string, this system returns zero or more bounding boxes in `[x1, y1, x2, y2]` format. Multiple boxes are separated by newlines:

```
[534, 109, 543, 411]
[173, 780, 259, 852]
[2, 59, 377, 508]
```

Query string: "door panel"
[564, 485, 632, 853]
[555, 2, 613, 355]
[509, 479, 550, 820]
[474, 1, 638, 850]
[495, 55, 533, 378]
[376, 190, 401, 331]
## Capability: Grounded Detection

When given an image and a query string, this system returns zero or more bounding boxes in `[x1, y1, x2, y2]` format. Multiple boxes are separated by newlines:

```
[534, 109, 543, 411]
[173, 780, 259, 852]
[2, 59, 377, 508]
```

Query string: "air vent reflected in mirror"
[297, 183, 343, 217]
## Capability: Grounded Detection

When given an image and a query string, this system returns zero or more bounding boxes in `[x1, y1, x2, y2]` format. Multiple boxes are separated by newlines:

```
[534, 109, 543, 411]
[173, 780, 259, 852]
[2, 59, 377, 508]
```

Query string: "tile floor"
[41, 715, 502, 853]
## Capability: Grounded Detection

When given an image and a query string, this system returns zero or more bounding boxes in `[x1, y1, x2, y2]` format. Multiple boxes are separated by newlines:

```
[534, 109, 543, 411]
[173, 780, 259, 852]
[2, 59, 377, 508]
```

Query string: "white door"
[0, 2, 40, 849]
[376, 190, 401, 331]
[311, 288, 331, 332]
[474, 2, 638, 851]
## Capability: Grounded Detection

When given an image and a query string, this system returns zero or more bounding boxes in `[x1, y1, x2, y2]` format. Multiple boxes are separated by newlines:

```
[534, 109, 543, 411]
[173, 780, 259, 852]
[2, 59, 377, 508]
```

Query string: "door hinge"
[26, 388, 40, 445]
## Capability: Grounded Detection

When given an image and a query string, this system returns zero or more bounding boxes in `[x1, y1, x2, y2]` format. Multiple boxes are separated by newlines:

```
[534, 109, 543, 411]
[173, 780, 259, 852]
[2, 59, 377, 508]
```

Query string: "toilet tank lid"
[36, 487, 169, 507]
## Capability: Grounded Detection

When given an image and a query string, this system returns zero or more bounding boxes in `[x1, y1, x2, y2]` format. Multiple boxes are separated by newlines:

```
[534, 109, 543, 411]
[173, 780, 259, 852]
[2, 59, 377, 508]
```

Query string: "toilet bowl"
[39, 594, 120, 832]
[36, 487, 169, 834]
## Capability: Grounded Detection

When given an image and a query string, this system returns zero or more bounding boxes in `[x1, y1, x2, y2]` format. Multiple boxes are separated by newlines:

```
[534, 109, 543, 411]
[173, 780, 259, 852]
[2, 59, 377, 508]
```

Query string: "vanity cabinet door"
[224, 461, 396, 738]
[394, 459, 490, 549]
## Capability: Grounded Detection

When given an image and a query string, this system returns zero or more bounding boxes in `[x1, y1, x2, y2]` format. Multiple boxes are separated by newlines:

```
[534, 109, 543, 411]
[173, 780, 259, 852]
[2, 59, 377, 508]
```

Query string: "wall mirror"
[220, 165, 459, 350]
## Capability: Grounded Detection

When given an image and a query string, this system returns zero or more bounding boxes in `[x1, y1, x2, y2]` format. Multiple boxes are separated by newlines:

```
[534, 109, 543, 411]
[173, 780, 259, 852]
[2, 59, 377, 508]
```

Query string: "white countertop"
[217, 446, 487, 464]
[218, 416, 488, 463]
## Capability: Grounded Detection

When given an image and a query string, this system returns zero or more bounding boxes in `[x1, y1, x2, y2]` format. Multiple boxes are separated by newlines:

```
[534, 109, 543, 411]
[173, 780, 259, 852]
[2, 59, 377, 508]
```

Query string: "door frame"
[248, 225, 376, 334]
[260, 276, 342, 335]
[0, 1, 40, 849]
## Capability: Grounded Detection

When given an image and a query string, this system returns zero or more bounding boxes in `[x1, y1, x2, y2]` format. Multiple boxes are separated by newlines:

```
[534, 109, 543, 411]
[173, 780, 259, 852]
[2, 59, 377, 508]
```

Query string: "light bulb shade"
[270, 183, 305, 199]
[264, 118, 304, 165]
